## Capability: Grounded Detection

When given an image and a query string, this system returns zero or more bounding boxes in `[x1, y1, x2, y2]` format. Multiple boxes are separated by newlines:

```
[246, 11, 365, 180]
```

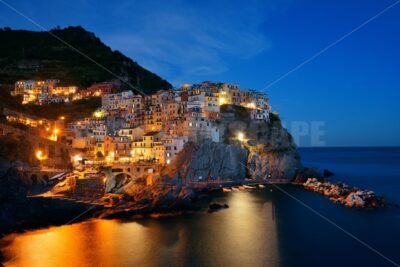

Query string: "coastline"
[0, 182, 270, 236]
[0, 178, 389, 237]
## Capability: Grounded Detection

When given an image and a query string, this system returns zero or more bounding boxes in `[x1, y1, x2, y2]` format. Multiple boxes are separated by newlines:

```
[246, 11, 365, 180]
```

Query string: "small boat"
[232, 187, 239, 191]
[222, 188, 232, 192]
[238, 186, 245, 190]
[243, 185, 256, 189]
[258, 184, 266, 188]
[49, 172, 66, 182]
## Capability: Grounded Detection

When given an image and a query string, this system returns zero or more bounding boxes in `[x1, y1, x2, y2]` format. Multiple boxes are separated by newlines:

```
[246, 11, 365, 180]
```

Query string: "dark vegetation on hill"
[0, 26, 171, 92]
[0, 26, 172, 119]
[29, 97, 102, 120]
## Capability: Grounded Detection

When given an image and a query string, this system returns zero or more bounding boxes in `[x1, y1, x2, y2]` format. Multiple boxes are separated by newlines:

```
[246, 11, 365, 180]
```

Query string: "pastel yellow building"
[131, 131, 164, 163]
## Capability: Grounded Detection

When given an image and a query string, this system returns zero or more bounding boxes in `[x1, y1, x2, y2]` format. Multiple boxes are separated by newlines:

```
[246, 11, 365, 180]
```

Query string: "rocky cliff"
[99, 182, 195, 218]
[162, 105, 302, 183]
[178, 142, 248, 181]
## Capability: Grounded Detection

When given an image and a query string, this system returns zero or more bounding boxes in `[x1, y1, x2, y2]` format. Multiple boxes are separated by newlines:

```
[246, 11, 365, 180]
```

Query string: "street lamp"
[73, 154, 83, 165]
[51, 128, 59, 141]
[36, 150, 47, 169]
[36, 150, 45, 160]
[237, 132, 245, 142]
[247, 102, 256, 109]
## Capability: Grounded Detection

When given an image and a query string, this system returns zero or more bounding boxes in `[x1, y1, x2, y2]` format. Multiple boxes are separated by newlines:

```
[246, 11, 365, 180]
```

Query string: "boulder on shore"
[345, 193, 365, 208]
[208, 203, 229, 212]
[303, 178, 385, 209]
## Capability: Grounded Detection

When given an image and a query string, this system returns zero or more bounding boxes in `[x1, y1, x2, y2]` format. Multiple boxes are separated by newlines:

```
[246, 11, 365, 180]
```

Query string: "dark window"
[48, 145, 55, 157]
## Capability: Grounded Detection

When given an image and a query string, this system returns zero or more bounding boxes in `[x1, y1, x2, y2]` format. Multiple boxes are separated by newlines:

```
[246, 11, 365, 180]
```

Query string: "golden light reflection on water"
[2, 220, 121, 267]
[183, 191, 279, 267]
[1, 191, 279, 267]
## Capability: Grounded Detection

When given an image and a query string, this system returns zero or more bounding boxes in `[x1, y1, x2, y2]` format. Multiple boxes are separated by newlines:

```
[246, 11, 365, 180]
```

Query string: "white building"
[219, 83, 240, 105]
[184, 111, 220, 143]
[187, 91, 206, 110]
[163, 136, 188, 164]
[250, 109, 270, 121]
[92, 124, 107, 142]
[117, 126, 145, 141]
[102, 91, 134, 110]
[204, 92, 220, 114]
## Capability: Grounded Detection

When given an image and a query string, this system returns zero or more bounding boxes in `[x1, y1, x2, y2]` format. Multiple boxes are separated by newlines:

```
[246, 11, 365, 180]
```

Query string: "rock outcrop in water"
[99, 182, 195, 218]
[303, 178, 386, 208]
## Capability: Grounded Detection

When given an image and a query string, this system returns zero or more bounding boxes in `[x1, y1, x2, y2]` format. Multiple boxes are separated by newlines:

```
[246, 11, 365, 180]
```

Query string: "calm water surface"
[1, 147, 400, 267]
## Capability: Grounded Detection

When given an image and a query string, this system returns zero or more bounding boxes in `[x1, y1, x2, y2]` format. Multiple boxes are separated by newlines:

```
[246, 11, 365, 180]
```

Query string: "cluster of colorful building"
[8, 80, 271, 178]
[66, 81, 270, 168]
[11, 80, 116, 105]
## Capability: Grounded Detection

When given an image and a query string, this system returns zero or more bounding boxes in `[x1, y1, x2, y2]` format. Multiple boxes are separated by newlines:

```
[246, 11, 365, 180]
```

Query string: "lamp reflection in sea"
[175, 191, 279, 267]
[1, 191, 279, 267]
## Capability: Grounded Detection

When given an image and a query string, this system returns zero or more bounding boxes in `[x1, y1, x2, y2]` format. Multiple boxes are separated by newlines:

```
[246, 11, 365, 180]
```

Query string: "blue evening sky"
[1, 0, 399, 147]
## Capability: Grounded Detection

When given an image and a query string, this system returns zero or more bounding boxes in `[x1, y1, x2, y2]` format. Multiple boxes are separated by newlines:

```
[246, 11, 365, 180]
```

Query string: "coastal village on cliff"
[5, 80, 271, 178]
[0, 79, 384, 222]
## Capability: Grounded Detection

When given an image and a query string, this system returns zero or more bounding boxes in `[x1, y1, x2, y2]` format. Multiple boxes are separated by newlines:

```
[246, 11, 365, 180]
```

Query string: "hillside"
[0, 26, 171, 93]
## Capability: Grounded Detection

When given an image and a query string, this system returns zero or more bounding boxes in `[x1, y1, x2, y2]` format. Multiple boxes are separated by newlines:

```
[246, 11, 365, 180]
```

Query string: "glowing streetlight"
[237, 132, 245, 142]
[93, 109, 106, 119]
[50, 128, 59, 141]
[36, 150, 44, 160]
[36, 150, 47, 165]
[93, 111, 102, 118]
[247, 102, 256, 109]
[73, 154, 83, 163]
[106, 152, 115, 163]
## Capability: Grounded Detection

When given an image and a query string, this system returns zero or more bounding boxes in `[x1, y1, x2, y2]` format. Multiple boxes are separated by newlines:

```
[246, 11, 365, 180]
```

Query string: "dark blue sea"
[1, 147, 400, 267]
